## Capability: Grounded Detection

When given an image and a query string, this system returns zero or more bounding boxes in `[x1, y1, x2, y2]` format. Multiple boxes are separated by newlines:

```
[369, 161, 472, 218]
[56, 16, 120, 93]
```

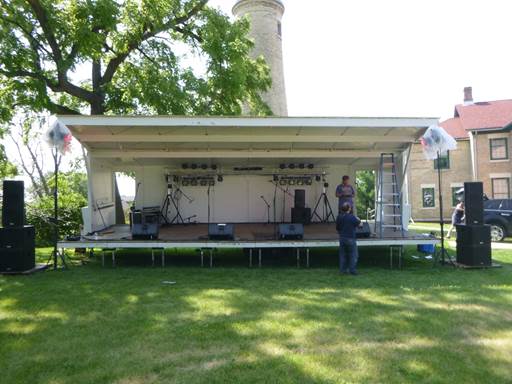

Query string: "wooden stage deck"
[59, 223, 438, 249]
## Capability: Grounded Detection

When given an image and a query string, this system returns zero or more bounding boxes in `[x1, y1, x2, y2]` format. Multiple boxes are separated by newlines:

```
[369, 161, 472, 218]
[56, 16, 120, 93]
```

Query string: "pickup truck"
[484, 199, 512, 242]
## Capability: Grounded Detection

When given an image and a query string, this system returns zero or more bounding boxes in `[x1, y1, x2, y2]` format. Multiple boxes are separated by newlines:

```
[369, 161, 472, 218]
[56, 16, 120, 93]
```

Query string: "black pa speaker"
[2, 180, 25, 227]
[291, 207, 311, 225]
[0, 226, 35, 272]
[356, 222, 371, 238]
[464, 182, 484, 225]
[455, 224, 491, 245]
[294, 189, 306, 209]
[208, 223, 234, 240]
[456, 244, 491, 267]
[278, 223, 304, 240]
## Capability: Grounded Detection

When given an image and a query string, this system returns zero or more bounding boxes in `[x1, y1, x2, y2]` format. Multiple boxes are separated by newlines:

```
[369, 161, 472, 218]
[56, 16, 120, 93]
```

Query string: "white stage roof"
[57, 115, 438, 166]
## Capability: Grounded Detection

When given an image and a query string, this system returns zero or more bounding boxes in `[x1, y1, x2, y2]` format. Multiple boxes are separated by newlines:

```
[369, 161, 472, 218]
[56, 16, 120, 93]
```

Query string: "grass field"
[1, 246, 512, 384]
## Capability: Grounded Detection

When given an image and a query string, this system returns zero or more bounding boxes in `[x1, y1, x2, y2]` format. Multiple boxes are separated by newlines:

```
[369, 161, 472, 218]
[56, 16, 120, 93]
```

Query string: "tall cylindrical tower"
[233, 0, 288, 116]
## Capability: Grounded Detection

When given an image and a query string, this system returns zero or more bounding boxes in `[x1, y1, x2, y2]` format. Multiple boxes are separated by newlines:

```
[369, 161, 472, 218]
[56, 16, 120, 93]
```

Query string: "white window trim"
[490, 173, 511, 179]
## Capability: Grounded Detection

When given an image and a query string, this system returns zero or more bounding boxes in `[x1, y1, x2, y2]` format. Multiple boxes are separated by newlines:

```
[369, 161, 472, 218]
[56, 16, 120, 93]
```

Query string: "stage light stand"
[436, 151, 453, 265]
[51, 148, 67, 270]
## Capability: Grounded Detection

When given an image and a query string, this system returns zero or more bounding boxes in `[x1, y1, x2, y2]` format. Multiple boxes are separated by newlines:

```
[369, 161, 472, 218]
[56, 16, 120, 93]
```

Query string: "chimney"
[463, 86, 473, 105]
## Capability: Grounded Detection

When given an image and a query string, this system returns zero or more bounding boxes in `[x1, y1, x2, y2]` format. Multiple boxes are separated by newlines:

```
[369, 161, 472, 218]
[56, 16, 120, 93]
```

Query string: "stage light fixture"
[201, 164, 208, 170]
[307, 163, 314, 169]
[305, 178, 313, 186]
[297, 179, 304, 186]
[315, 175, 321, 182]
[289, 163, 295, 169]
[279, 163, 286, 169]
[182, 179, 190, 186]
[279, 179, 287, 186]
[173, 175, 179, 183]
[208, 180, 215, 186]
[299, 163, 305, 169]
[324, 182, 329, 188]
[273, 174, 279, 182]
[182, 163, 189, 169]
[191, 178, 198, 186]
[211, 164, 218, 170]
[191, 163, 198, 170]
[217, 175, 224, 182]
[200, 179, 208, 186]
[289, 179, 296, 185]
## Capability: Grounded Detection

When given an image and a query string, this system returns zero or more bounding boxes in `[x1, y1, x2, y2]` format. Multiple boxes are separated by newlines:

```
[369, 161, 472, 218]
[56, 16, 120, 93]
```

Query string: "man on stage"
[335, 175, 355, 213]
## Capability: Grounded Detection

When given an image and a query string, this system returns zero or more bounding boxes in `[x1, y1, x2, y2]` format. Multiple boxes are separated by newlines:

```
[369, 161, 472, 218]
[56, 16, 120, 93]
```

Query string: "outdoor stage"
[58, 223, 439, 268]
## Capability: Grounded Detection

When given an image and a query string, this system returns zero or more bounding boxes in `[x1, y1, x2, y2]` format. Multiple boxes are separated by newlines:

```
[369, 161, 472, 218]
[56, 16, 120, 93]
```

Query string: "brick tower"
[233, 0, 288, 116]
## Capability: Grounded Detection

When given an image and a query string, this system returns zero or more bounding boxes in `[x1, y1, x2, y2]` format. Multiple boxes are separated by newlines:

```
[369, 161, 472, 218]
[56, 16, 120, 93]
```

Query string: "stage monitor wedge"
[464, 182, 484, 225]
[278, 224, 304, 240]
[208, 224, 234, 240]
[2, 180, 25, 227]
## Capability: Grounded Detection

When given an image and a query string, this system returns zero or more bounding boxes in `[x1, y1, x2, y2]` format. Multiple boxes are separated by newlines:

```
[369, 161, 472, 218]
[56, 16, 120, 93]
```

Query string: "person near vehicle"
[336, 202, 362, 275]
[335, 175, 355, 213]
[447, 201, 465, 238]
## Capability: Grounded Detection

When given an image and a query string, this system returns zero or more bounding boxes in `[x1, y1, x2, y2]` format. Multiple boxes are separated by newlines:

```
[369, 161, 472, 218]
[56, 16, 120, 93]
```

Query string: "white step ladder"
[375, 153, 404, 238]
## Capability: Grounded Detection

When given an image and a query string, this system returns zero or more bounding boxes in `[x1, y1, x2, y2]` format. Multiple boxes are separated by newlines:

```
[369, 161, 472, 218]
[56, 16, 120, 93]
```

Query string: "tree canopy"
[0, 0, 272, 120]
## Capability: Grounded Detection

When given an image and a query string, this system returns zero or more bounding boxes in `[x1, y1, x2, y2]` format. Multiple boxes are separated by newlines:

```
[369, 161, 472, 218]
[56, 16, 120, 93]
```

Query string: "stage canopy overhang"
[57, 115, 439, 167]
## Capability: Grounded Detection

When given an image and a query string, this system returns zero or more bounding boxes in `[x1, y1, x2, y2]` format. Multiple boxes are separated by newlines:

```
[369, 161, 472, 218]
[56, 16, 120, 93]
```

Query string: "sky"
[211, 0, 512, 120]
[6, 0, 512, 196]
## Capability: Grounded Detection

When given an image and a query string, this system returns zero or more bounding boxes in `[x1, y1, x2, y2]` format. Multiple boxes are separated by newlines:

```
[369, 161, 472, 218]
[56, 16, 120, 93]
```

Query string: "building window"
[451, 186, 463, 207]
[277, 21, 282, 37]
[490, 138, 508, 160]
[434, 151, 450, 169]
[422, 187, 435, 208]
[492, 178, 510, 199]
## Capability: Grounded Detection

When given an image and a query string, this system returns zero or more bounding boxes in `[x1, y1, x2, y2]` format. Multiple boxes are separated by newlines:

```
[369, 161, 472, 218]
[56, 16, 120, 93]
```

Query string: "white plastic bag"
[45, 120, 73, 154]
[420, 124, 457, 160]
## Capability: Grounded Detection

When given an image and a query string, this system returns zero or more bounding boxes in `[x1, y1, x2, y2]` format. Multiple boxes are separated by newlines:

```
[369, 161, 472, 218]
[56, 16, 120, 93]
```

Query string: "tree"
[356, 170, 375, 219]
[0, 0, 271, 119]
[26, 170, 88, 246]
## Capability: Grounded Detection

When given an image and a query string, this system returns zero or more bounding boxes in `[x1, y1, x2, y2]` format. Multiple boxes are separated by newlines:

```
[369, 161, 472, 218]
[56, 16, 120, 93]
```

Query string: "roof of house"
[441, 99, 512, 139]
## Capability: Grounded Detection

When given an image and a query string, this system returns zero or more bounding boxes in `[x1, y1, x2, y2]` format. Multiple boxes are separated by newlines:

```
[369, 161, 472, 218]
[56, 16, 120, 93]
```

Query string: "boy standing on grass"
[336, 202, 362, 275]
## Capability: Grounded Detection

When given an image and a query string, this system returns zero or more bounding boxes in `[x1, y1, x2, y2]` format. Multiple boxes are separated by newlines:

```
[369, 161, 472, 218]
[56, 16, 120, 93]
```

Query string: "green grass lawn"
[1, 246, 512, 384]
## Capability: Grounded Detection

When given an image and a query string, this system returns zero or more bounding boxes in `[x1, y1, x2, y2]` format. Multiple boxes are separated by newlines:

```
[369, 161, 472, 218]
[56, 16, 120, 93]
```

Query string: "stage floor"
[59, 223, 438, 249]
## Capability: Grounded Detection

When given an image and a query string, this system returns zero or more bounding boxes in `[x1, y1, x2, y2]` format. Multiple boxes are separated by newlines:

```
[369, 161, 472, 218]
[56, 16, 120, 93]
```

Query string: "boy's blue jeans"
[339, 237, 358, 273]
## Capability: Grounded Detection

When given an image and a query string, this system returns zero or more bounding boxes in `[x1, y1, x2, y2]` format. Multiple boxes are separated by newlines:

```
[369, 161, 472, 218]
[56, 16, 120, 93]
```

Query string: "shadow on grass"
[0, 246, 511, 383]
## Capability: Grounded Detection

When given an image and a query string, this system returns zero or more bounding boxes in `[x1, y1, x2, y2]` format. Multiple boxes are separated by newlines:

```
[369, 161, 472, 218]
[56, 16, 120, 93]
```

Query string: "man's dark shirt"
[336, 213, 361, 239]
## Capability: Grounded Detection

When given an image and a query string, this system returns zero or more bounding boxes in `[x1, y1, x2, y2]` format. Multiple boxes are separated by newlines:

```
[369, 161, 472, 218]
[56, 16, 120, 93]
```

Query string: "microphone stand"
[260, 195, 271, 224]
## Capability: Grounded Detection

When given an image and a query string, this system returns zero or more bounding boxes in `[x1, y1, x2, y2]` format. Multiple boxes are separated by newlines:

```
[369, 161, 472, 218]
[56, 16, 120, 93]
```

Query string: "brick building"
[410, 87, 512, 221]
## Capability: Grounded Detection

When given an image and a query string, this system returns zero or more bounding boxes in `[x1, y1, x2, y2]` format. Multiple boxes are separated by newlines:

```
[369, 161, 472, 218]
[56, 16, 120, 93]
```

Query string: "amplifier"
[356, 222, 371, 238]
[0, 226, 35, 272]
[456, 244, 491, 267]
[278, 223, 304, 240]
[208, 223, 234, 240]
[291, 207, 311, 225]
[455, 224, 491, 245]
[131, 210, 160, 240]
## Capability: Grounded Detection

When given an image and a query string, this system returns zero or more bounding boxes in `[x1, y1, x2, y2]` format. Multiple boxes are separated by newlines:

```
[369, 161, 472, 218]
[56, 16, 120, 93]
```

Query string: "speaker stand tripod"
[311, 187, 335, 223]
[435, 151, 454, 266]
[50, 148, 67, 270]
[161, 185, 193, 225]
